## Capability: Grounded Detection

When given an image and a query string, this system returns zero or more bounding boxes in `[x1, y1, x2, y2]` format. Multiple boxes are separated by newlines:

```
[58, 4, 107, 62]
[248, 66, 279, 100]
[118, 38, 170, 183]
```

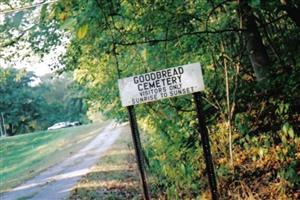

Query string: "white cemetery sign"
[118, 63, 205, 107]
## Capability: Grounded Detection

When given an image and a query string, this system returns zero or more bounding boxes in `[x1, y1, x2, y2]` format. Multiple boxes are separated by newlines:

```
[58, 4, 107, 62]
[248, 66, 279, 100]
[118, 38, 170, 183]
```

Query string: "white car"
[47, 122, 69, 130]
[70, 121, 81, 126]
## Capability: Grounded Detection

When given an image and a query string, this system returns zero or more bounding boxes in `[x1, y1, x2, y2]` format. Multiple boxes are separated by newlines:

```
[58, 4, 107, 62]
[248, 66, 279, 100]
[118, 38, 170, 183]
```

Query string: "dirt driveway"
[0, 122, 123, 200]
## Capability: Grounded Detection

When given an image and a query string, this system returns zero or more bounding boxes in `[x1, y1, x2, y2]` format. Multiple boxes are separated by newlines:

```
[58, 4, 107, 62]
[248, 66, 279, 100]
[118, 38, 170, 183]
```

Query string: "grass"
[69, 125, 141, 200]
[0, 121, 109, 193]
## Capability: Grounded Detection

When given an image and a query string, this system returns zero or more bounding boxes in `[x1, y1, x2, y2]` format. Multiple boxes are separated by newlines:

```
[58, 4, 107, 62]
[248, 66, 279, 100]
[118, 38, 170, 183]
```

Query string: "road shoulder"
[69, 125, 141, 200]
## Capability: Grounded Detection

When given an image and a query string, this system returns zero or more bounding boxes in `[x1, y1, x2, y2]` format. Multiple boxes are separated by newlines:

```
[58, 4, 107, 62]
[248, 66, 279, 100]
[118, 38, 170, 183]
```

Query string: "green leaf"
[258, 148, 264, 158]
[77, 24, 88, 39]
[61, 18, 76, 31]
[281, 135, 287, 144]
[40, 4, 48, 22]
[282, 123, 289, 134]
[250, 0, 260, 8]
[288, 127, 294, 139]
[180, 163, 186, 175]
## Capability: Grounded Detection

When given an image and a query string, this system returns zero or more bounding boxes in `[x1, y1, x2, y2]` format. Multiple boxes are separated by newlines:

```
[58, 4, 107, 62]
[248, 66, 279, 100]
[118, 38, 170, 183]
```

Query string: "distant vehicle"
[47, 122, 69, 130]
[70, 121, 81, 126]
[47, 121, 81, 131]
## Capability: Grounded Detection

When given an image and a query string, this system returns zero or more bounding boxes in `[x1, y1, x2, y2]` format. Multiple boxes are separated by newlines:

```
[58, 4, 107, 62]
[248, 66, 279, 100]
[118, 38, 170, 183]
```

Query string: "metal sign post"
[118, 63, 218, 200]
[193, 92, 219, 200]
[127, 106, 151, 200]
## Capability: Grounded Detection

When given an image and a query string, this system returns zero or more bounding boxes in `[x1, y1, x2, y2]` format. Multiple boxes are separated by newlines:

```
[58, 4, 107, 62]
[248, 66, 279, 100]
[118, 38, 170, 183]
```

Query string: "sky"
[21, 61, 53, 77]
[4, 55, 53, 77]
[0, 45, 65, 77]
[0, 0, 65, 77]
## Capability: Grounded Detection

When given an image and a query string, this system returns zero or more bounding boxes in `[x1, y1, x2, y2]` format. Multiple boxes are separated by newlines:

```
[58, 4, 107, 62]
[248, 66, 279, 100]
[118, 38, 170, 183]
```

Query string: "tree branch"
[0, 25, 35, 48]
[115, 28, 246, 47]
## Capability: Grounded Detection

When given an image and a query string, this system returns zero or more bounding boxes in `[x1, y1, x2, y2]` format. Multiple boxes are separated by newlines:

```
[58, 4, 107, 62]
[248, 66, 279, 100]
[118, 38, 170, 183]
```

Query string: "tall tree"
[238, 0, 270, 80]
[0, 68, 39, 135]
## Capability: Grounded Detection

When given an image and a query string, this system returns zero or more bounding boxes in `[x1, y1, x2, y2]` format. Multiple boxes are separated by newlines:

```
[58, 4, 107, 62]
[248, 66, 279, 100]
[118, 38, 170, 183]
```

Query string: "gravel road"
[0, 122, 123, 200]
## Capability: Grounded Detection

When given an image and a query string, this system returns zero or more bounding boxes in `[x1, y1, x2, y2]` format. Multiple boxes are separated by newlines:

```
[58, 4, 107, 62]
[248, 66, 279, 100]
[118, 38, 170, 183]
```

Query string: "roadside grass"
[0, 121, 109, 193]
[69, 125, 141, 200]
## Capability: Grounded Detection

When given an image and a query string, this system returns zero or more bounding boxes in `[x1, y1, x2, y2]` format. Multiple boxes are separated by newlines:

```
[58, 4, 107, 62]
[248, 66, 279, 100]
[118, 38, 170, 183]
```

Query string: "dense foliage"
[1, 0, 300, 198]
[0, 68, 88, 135]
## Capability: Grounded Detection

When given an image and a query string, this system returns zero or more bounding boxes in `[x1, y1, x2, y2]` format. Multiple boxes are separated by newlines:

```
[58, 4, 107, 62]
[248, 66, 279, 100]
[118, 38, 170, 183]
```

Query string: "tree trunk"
[239, 0, 271, 81]
[0, 113, 4, 137]
[8, 123, 14, 136]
